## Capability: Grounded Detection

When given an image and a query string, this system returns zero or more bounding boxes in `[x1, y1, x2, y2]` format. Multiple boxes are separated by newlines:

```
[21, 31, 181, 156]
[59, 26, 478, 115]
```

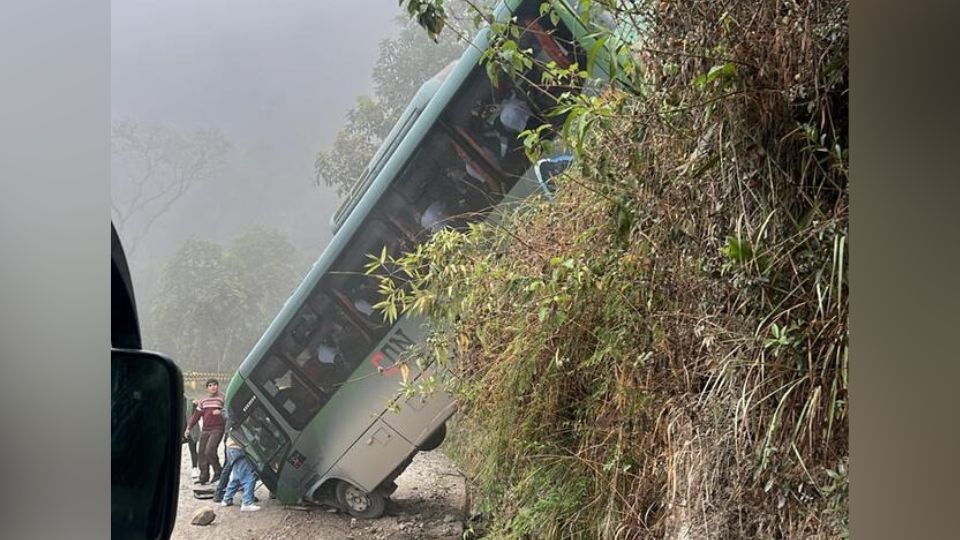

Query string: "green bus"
[224, 0, 609, 518]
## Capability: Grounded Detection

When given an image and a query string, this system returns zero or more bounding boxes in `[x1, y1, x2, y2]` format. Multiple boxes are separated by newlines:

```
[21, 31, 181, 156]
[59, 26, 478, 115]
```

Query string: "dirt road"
[171, 444, 469, 539]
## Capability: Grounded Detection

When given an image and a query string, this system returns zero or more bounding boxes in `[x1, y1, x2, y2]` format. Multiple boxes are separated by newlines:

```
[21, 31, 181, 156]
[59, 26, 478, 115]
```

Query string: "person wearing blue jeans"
[213, 411, 264, 504]
[213, 444, 262, 503]
[220, 437, 260, 512]
[212, 445, 236, 503]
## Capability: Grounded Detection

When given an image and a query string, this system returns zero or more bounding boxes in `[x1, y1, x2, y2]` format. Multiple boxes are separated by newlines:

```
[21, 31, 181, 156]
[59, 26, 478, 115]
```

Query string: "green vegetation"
[147, 225, 305, 373]
[314, 12, 465, 196]
[378, 0, 848, 538]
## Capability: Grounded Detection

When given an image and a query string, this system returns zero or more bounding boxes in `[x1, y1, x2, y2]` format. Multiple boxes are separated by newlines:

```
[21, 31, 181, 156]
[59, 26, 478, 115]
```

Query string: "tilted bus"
[224, 0, 612, 518]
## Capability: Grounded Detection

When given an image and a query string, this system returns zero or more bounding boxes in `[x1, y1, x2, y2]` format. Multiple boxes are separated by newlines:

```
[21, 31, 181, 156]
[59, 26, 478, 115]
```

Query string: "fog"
[112, 0, 405, 302]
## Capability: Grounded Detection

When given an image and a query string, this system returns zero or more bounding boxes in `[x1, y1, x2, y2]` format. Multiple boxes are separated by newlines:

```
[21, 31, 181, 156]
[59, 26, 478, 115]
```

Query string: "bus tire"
[418, 423, 447, 451]
[336, 481, 386, 519]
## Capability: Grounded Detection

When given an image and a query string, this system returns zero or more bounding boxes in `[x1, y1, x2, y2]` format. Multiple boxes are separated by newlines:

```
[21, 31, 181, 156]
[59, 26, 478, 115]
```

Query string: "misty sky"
[113, 0, 398, 152]
[112, 0, 408, 296]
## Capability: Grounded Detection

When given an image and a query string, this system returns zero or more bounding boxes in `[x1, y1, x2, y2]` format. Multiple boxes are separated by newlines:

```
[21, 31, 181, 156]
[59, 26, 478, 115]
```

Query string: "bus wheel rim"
[344, 486, 370, 512]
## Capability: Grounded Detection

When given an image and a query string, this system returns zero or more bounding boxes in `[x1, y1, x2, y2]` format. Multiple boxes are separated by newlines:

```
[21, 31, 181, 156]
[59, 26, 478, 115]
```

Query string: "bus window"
[300, 290, 373, 392]
[392, 129, 500, 239]
[273, 304, 319, 369]
[288, 304, 319, 347]
[515, 10, 585, 111]
[236, 403, 289, 477]
[291, 315, 350, 392]
[249, 353, 320, 430]
[526, 20, 573, 68]
[327, 219, 402, 339]
[443, 69, 539, 193]
[379, 193, 421, 245]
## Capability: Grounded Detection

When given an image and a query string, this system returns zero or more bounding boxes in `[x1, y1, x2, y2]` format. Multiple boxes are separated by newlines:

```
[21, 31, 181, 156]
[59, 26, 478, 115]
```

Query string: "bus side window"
[442, 70, 535, 194]
[272, 302, 335, 402]
[327, 219, 401, 341]
[393, 129, 501, 238]
[514, 12, 587, 120]
[380, 193, 421, 246]
[249, 353, 320, 430]
[301, 291, 372, 391]
[292, 316, 347, 391]
[289, 305, 319, 346]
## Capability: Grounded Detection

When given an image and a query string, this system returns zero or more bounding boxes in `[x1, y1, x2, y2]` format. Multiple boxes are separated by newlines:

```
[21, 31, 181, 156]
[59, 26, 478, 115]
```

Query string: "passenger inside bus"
[419, 199, 451, 233]
[448, 73, 540, 187]
[345, 278, 387, 331]
[315, 339, 341, 365]
[294, 317, 346, 384]
[495, 91, 534, 134]
[471, 95, 536, 184]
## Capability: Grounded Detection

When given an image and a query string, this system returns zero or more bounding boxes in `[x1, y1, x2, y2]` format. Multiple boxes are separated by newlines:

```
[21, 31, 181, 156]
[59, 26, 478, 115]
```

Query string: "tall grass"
[379, 0, 847, 537]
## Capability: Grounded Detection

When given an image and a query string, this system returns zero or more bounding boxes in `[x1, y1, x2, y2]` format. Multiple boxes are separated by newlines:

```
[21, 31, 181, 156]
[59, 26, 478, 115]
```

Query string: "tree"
[312, 96, 390, 197]
[111, 119, 231, 255]
[314, 15, 465, 196]
[370, 15, 467, 122]
[226, 225, 305, 319]
[147, 225, 303, 374]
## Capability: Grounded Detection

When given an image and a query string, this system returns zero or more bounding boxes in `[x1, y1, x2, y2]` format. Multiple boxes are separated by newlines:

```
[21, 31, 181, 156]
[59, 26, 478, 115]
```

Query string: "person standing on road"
[182, 396, 201, 479]
[184, 379, 225, 484]
[212, 408, 234, 503]
[212, 407, 273, 504]
[212, 408, 259, 503]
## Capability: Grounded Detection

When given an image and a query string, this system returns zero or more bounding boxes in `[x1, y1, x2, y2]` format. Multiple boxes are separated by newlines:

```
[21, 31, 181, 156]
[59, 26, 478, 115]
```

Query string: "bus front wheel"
[336, 481, 386, 519]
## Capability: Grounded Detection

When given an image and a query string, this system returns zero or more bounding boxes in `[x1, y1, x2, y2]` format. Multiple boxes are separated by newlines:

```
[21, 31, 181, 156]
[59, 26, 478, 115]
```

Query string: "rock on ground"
[189, 508, 216, 526]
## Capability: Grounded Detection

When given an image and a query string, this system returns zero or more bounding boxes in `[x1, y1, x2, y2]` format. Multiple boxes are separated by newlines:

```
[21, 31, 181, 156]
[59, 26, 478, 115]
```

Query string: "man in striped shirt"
[184, 379, 226, 484]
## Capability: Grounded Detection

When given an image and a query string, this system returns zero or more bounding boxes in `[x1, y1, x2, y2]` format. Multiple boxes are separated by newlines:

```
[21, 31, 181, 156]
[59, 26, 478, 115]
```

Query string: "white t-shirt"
[354, 298, 374, 316]
[420, 201, 449, 232]
[316, 343, 339, 364]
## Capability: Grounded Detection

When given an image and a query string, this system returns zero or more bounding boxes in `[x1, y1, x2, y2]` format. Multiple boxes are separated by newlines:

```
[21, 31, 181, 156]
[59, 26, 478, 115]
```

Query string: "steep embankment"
[388, 1, 848, 538]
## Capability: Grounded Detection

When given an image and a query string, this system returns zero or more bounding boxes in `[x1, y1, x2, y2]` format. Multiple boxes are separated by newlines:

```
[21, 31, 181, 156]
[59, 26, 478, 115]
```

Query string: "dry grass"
[391, 1, 847, 537]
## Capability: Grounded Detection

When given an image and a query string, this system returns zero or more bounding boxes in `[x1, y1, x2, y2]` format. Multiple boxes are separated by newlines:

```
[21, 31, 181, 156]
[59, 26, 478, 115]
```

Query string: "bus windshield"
[229, 384, 290, 476]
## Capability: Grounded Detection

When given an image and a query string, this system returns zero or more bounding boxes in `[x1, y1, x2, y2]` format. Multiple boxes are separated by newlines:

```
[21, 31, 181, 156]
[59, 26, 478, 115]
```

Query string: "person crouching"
[220, 435, 261, 512]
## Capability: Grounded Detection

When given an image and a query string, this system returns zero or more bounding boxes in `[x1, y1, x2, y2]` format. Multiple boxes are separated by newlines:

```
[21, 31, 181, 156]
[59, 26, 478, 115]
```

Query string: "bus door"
[333, 418, 416, 493]
[376, 333, 456, 448]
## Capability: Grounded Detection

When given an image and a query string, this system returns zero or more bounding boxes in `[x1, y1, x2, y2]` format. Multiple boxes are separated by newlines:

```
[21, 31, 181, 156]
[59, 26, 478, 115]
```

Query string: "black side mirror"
[111, 348, 183, 540]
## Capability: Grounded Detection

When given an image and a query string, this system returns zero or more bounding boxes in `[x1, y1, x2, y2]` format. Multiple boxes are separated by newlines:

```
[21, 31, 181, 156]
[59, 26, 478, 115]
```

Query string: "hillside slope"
[387, 1, 848, 537]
